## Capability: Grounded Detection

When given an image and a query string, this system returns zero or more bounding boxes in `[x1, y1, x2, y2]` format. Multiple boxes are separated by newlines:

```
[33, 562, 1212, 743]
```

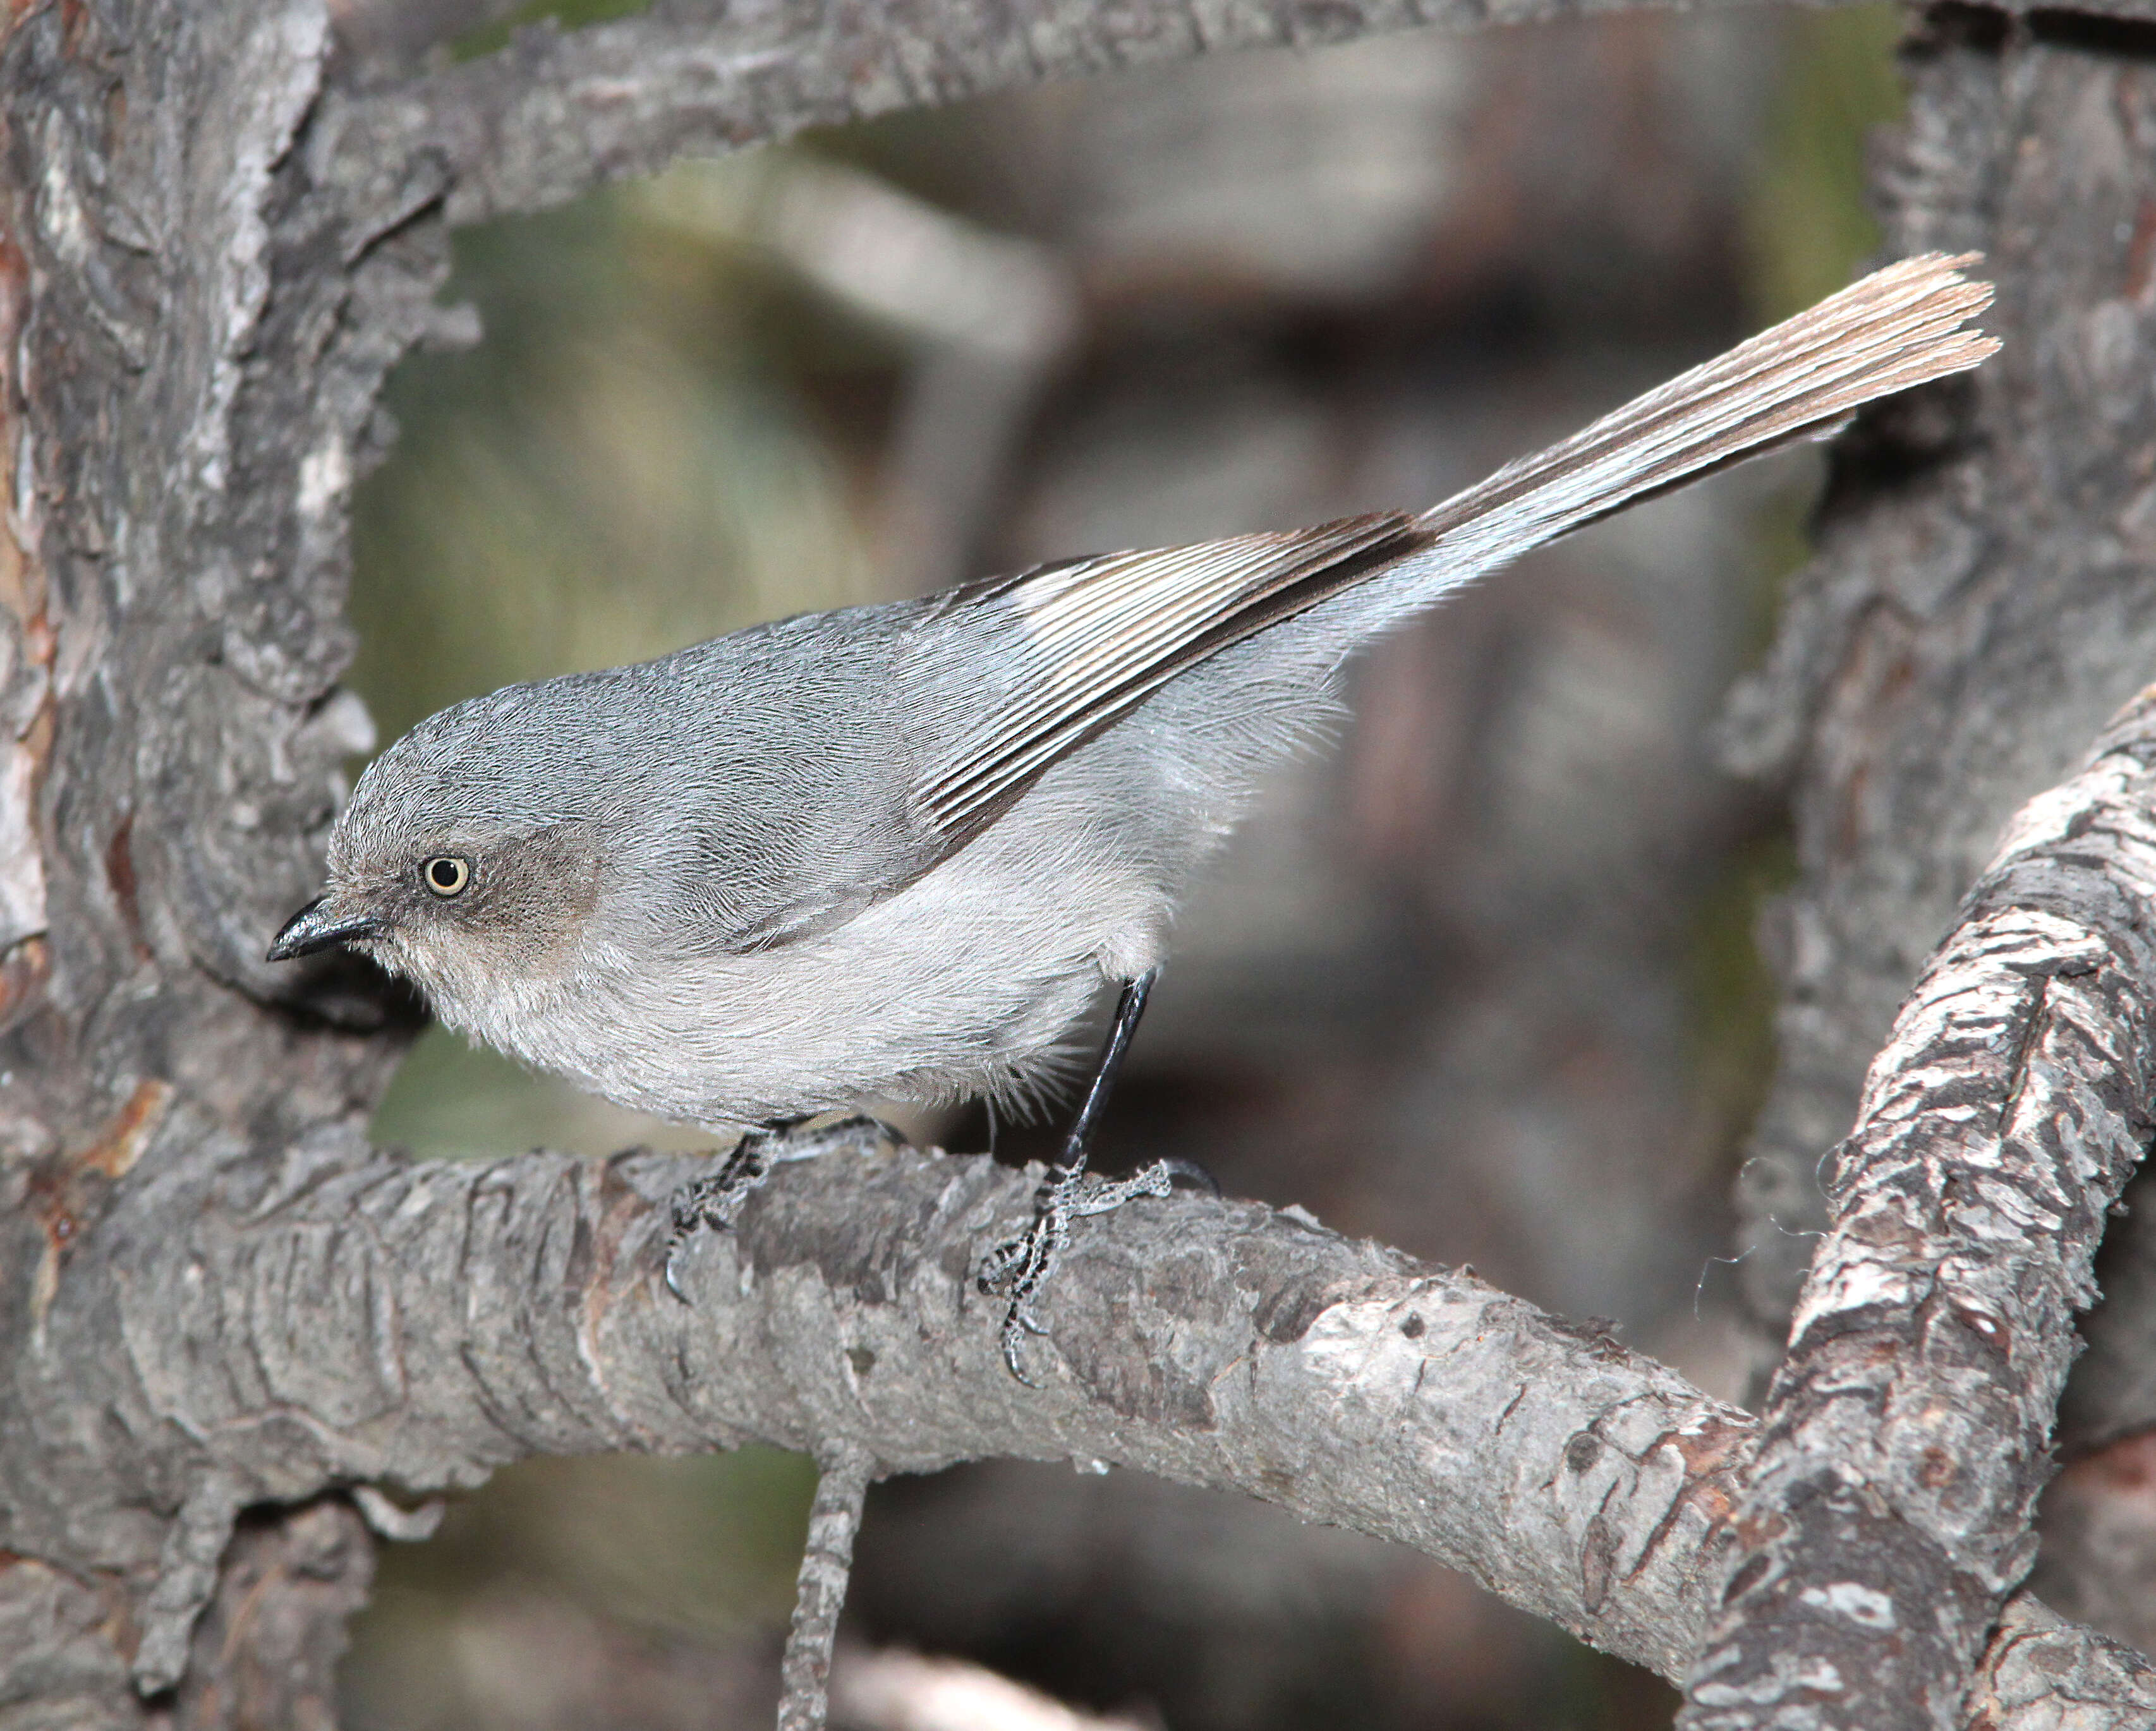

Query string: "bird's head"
[267, 686, 615, 1018]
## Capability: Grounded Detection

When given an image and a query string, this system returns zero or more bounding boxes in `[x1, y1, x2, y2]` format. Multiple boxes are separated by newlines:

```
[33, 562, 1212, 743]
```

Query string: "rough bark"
[4, 0, 2156, 1727]
[5, 1118, 1744, 1690]
[778, 1444, 877, 1731]
[1723, 1, 2156, 1361]
[5, 1071, 2155, 1726]
[1, 0, 422, 1704]
[1685, 689, 2156, 1728]
[1712, 4, 2156, 1703]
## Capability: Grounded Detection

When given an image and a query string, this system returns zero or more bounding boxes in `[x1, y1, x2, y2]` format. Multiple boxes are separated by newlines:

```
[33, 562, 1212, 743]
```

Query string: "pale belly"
[454, 816, 1170, 1129]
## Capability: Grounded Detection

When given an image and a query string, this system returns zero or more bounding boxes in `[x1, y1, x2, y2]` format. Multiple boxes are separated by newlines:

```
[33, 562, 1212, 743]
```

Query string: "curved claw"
[1158, 1155, 1220, 1197]
[1000, 1324, 1042, 1388]
[663, 1197, 710, 1305]
[663, 1245, 693, 1304]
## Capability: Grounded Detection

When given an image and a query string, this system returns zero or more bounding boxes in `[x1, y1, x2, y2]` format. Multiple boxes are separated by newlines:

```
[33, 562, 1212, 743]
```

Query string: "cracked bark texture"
[1685, 691, 2156, 1728]
[4, 0, 2156, 1727]
[8, 1085, 2156, 1727]
[1713, 4, 2156, 1704]
[1724, 4, 2156, 1364]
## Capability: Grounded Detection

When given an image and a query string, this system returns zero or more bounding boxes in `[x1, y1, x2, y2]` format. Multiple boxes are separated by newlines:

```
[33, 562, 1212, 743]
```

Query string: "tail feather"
[909, 255, 1997, 853]
[1418, 253, 1997, 560]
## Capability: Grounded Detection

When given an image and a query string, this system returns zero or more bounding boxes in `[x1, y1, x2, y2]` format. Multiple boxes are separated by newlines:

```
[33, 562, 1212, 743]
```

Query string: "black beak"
[267, 895, 380, 962]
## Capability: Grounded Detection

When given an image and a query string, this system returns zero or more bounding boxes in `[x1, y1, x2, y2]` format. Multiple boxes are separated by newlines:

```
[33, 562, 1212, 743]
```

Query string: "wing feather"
[912, 511, 1431, 841]
[727, 254, 1994, 950]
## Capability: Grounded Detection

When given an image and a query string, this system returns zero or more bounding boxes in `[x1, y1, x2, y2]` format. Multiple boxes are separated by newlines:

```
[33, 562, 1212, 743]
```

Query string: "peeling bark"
[1713, 6, 2156, 1713]
[1686, 689, 2156, 1728]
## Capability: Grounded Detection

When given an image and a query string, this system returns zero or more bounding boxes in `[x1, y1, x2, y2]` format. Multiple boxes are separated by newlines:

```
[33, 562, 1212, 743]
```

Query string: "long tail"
[911, 256, 1996, 838]
[1416, 252, 1996, 569]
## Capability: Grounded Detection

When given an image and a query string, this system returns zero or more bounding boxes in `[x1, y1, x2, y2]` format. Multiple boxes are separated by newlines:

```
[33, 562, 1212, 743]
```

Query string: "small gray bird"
[271, 255, 1996, 1378]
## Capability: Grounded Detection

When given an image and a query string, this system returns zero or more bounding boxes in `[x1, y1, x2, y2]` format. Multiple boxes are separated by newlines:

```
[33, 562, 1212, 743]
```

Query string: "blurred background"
[334, 3, 1905, 1726]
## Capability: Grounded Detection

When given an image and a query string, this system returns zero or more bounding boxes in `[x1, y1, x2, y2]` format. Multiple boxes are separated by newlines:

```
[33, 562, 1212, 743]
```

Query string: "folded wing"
[912, 510, 1429, 847]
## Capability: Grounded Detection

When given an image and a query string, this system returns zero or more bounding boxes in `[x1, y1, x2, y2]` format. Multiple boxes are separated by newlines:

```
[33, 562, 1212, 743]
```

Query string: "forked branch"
[1685, 685, 2156, 1728]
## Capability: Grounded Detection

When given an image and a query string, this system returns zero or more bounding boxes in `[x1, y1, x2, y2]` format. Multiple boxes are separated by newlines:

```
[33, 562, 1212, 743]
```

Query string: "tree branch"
[14, 1121, 1742, 1682]
[13, 0, 2156, 1723]
[310, 0, 2156, 244]
[780, 1442, 878, 1731]
[3, 1082, 2150, 1727]
[306, 0, 1759, 236]
[1683, 686, 2156, 1729]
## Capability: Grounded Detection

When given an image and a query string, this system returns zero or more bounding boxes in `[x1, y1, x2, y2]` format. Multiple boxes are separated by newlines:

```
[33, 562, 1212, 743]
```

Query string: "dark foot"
[976, 1158, 1190, 1384]
[663, 1115, 897, 1301]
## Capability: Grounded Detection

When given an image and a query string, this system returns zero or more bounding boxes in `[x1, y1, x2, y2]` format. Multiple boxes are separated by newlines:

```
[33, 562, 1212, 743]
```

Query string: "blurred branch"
[636, 156, 1081, 592]
[314, 0, 2156, 241]
[1683, 688, 2156, 1729]
[328, 0, 528, 73]
[311, 0, 1821, 235]
[11, 0, 2156, 1725]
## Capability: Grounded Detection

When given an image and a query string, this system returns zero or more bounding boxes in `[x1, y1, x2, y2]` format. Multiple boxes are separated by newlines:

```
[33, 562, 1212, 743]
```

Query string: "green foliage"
[1747, 4, 1908, 322]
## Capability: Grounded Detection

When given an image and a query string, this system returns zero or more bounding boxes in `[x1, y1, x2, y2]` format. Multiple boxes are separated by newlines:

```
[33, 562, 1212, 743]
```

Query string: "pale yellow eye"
[422, 855, 470, 898]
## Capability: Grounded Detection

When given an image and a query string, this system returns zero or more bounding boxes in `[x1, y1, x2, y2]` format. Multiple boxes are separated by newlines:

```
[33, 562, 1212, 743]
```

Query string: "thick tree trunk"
[0, 6, 415, 1713]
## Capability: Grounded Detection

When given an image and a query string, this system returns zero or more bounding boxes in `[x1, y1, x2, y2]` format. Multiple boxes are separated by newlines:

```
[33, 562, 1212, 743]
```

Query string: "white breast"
[473, 786, 1173, 1129]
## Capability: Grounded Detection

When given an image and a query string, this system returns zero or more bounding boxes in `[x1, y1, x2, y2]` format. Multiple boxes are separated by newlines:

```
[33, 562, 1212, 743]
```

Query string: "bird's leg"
[979, 969, 1207, 1383]
[664, 1114, 897, 1302]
